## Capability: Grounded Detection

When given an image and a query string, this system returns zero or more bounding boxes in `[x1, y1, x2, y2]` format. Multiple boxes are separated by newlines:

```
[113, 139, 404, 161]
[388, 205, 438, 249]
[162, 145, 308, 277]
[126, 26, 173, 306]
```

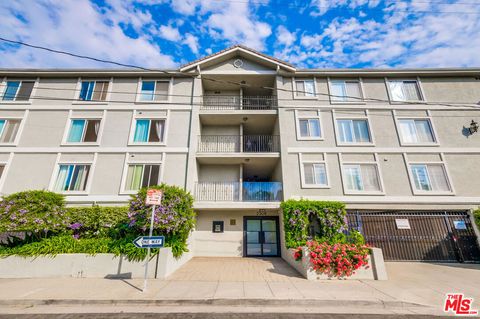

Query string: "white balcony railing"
[197, 135, 280, 153]
[194, 182, 283, 202]
[202, 95, 277, 110]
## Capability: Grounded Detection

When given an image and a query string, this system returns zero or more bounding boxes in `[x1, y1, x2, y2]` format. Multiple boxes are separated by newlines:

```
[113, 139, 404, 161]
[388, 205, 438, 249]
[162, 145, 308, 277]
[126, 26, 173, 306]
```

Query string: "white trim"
[0, 78, 37, 104]
[0, 110, 28, 146]
[119, 152, 164, 195]
[72, 77, 113, 104]
[61, 110, 106, 146]
[339, 153, 385, 195]
[298, 152, 330, 189]
[287, 147, 480, 154]
[393, 111, 439, 146]
[0, 147, 188, 153]
[135, 77, 173, 104]
[327, 77, 366, 105]
[292, 77, 318, 100]
[128, 110, 168, 146]
[294, 109, 324, 140]
[404, 152, 455, 196]
[48, 153, 96, 195]
[332, 109, 375, 146]
[385, 77, 426, 104]
[0, 152, 14, 194]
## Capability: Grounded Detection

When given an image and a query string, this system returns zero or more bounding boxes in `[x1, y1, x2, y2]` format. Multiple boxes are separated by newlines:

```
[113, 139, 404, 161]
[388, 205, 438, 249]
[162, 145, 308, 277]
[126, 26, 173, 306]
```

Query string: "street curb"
[0, 298, 430, 309]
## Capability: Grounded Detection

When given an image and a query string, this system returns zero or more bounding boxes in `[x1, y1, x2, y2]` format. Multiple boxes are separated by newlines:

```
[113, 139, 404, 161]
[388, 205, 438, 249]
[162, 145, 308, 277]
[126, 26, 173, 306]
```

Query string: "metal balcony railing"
[194, 181, 283, 202]
[197, 135, 280, 153]
[202, 95, 277, 110]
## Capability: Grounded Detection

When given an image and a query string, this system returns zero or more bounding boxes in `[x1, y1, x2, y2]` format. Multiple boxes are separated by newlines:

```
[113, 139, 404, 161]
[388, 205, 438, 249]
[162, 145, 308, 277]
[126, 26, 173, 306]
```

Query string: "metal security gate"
[347, 211, 480, 262]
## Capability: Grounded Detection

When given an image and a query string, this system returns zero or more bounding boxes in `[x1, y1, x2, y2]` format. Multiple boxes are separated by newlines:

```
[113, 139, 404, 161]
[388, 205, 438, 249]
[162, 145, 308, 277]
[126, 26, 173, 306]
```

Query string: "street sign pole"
[143, 204, 156, 292]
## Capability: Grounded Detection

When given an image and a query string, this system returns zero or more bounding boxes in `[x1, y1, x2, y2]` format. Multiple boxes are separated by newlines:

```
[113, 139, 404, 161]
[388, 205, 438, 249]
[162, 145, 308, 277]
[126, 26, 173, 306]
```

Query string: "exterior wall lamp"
[469, 120, 479, 135]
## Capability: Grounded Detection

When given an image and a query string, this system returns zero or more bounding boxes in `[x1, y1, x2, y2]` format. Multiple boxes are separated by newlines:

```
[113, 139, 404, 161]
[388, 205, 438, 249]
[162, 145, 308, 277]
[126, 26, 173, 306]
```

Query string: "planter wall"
[282, 246, 388, 281]
[0, 247, 192, 279]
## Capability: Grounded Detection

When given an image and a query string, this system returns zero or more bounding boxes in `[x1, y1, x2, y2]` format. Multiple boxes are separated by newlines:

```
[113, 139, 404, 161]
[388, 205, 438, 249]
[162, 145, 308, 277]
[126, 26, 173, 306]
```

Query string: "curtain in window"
[361, 164, 381, 191]
[154, 120, 164, 142]
[0, 120, 20, 143]
[344, 165, 363, 190]
[338, 120, 354, 142]
[330, 81, 346, 101]
[411, 165, 431, 191]
[70, 165, 89, 191]
[133, 120, 150, 142]
[54, 165, 72, 191]
[3, 81, 20, 101]
[399, 120, 417, 143]
[415, 120, 434, 142]
[308, 119, 321, 137]
[345, 81, 362, 101]
[126, 165, 144, 190]
[79, 81, 94, 100]
[313, 163, 327, 185]
[140, 81, 155, 101]
[67, 120, 85, 142]
[389, 81, 405, 101]
[303, 163, 315, 184]
[402, 81, 421, 101]
[353, 120, 370, 142]
[155, 82, 169, 101]
[295, 81, 305, 96]
[304, 81, 315, 96]
[16, 81, 34, 101]
[299, 119, 309, 137]
[92, 81, 108, 101]
[428, 164, 450, 191]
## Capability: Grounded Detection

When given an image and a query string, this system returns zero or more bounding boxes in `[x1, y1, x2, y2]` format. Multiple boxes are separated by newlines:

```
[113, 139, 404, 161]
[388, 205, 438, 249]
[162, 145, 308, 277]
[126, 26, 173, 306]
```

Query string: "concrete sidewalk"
[0, 262, 479, 316]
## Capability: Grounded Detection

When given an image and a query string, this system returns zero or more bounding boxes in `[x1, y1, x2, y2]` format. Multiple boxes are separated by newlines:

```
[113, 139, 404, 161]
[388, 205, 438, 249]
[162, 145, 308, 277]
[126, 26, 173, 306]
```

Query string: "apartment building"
[1, 45, 479, 261]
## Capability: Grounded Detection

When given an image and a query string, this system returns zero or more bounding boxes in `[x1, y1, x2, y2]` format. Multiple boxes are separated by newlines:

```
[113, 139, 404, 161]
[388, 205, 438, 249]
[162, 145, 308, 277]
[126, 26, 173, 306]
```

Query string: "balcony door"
[243, 216, 280, 257]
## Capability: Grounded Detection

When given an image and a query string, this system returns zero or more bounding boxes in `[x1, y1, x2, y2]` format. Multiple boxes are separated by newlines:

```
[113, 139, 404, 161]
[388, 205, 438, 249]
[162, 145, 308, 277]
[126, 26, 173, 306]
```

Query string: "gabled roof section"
[179, 45, 296, 72]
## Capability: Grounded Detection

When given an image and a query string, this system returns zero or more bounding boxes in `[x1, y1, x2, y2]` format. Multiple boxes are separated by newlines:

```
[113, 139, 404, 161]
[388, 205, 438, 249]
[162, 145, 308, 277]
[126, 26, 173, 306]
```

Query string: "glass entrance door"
[244, 217, 279, 257]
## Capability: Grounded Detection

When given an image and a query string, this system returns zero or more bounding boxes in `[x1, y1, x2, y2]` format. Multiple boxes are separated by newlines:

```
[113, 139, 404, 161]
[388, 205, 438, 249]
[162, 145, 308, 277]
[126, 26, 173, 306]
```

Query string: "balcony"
[194, 181, 283, 202]
[202, 95, 277, 110]
[198, 135, 280, 153]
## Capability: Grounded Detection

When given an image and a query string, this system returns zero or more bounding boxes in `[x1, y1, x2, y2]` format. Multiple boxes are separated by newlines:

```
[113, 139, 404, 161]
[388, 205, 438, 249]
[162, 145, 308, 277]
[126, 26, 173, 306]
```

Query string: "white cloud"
[158, 25, 182, 41]
[0, 0, 177, 68]
[276, 25, 296, 47]
[183, 33, 199, 54]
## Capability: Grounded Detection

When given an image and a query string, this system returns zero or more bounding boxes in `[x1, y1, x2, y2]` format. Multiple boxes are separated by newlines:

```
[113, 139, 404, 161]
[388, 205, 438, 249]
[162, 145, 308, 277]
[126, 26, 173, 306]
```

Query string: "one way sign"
[133, 236, 165, 248]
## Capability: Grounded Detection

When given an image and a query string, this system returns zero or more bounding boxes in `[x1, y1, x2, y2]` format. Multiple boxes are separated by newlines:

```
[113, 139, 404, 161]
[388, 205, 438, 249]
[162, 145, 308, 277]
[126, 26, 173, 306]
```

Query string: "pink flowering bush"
[302, 240, 370, 278]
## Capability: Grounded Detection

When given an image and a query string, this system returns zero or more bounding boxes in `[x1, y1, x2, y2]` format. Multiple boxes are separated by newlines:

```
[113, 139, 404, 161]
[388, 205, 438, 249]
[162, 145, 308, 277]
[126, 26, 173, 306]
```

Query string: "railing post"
[239, 164, 243, 201]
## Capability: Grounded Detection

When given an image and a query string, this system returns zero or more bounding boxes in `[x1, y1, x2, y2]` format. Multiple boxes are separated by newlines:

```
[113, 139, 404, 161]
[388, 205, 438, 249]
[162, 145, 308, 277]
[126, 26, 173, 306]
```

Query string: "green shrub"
[474, 209, 480, 230]
[0, 190, 68, 237]
[281, 199, 347, 248]
[65, 206, 130, 238]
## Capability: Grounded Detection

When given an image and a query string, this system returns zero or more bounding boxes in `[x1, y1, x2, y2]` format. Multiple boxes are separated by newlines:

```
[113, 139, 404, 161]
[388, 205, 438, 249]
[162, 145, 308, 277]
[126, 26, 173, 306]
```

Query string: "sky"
[1, 0, 480, 69]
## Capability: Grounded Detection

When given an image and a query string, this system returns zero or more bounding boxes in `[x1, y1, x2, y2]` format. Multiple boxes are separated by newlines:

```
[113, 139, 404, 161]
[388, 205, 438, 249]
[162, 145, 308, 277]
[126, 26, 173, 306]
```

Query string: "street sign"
[454, 220, 467, 230]
[133, 236, 165, 248]
[146, 189, 163, 205]
[395, 218, 411, 230]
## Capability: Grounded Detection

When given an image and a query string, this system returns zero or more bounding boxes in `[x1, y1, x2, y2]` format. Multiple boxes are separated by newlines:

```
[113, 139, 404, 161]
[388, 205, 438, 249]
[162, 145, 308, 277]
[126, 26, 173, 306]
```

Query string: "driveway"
[167, 257, 304, 282]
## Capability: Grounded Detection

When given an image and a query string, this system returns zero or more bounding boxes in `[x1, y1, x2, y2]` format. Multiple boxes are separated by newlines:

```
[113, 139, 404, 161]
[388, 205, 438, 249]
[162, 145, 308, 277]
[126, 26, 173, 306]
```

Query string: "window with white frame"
[79, 80, 109, 101]
[388, 80, 423, 102]
[336, 119, 371, 143]
[53, 164, 90, 192]
[398, 119, 435, 144]
[0, 119, 21, 143]
[139, 80, 169, 101]
[330, 80, 362, 102]
[343, 164, 382, 192]
[295, 79, 315, 97]
[66, 119, 101, 143]
[125, 164, 161, 191]
[297, 112, 322, 139]
[410, 164, 451, 192]
[303, 162, 328, 186]
[2, 80, 35, 101]
[132, 119, 165, 143]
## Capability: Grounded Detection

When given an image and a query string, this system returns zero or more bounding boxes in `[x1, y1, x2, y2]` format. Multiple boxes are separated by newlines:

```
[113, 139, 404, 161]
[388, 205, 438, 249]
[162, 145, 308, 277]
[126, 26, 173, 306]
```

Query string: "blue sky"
[1, 0, 480, 69]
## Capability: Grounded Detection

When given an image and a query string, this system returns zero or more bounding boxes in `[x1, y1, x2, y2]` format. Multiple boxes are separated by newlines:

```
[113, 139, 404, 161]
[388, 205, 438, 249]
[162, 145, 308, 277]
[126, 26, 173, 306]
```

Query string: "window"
[2, 81, 34, 101]
[132, 119, 165, 143]
[299, 119, 321, 138]
[0, 165, 4, 179]
[0, 119, 21, 143]
[388, 80, 423, 102]
[125, 164, 160, 191]
[303, 163, 327, 186]
[53, 164, 90, 192]
[139, 80, 169, 101]
[337, 119, 371, 143]
[398, 119, 435, 144]
[66, 119, 101, 143]
[343, 164, 382, 192]
[295, 79, 315, 97]
[79, 81, 109, 101]
[330, 80, 362, 102]
[410, 164, 451, 192]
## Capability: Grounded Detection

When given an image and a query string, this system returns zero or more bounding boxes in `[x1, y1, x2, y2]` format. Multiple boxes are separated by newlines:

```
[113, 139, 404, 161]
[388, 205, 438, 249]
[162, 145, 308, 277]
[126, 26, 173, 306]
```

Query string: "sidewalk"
[0, 262, 478, 316]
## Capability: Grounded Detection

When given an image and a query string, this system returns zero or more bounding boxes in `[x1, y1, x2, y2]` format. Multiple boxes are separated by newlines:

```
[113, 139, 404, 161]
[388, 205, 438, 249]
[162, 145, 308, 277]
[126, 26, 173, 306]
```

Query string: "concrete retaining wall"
[0, 247, 192, 279]
[282, 246, 388, 280]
